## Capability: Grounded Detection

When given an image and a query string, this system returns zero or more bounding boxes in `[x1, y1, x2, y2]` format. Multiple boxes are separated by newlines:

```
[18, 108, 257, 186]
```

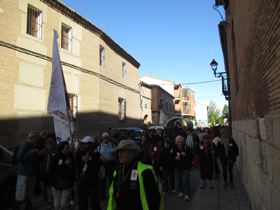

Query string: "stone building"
[0, 0, 141, 147]
[216, 0, 280, 209]
[139, 82, 152, 125]
[151, 85, 174, 125]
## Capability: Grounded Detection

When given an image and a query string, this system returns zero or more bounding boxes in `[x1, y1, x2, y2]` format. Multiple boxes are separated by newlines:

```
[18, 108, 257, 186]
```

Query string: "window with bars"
[61, 24, 72, 51]
[68, 93, 78, 120]
[99, 45, 105, 66]
[122, 62, 127, 79]
[118, 97, 126, 121]
[26, 5, 42, 39]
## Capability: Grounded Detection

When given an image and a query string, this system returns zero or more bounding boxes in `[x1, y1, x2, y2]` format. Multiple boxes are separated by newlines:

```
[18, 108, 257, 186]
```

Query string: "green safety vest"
[107, 161, 164, 210]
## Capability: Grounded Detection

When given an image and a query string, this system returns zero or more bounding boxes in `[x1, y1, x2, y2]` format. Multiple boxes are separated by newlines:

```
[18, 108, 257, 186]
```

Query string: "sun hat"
[81, 136, 93, 143]
[112, 140, 142, 152]
[102, 132, 110, 138]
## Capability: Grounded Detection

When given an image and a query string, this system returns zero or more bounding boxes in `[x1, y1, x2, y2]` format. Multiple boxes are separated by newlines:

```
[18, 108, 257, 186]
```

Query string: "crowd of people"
[13, 125, 239, 210]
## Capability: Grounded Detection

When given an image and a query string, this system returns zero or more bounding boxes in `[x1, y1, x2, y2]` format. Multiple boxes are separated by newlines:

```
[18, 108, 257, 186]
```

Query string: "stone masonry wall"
[233, 117, 280, 210]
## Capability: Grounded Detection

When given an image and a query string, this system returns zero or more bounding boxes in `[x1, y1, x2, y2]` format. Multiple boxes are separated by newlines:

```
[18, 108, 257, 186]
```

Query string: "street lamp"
[210, 59, 218, 72]
[210, 59, 230, 100]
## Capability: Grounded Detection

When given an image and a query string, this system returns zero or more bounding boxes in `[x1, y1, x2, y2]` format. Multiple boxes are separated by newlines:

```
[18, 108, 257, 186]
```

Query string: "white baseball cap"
[81, 136, 93, 143]
[102, 132, 110, 138]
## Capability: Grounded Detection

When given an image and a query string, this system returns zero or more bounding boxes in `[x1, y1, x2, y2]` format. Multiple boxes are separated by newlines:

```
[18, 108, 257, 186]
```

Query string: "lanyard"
[116, 162, 137, 199]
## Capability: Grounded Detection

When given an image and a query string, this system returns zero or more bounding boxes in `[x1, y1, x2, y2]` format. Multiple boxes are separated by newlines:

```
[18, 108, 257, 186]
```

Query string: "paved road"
[13, 167, 251, 210]
[29, 168, 200, 210]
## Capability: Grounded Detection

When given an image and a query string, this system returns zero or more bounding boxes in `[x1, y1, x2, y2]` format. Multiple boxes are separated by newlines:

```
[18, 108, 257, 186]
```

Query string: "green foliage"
[222, 104, 229, 118]
[208, 101, 221, 126]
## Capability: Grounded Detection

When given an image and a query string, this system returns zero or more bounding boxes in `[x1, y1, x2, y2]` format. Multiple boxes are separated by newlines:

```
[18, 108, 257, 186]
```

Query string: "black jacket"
[171, 146, 193, 170]
[227, 138, 239, 163]
[77, 150, 101, 186]
[198, 142, 214, 167]
[51, 153, 75, 190]
[160, 147, 174, 171]
[213, 137, 227, 161]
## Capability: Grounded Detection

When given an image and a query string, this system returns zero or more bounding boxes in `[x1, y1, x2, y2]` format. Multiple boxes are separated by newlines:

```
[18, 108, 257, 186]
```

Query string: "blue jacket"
[16, 141, 39, 176]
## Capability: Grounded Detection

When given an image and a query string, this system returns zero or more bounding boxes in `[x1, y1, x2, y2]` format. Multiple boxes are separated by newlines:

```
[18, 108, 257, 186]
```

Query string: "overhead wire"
[145, 79, 221, 86]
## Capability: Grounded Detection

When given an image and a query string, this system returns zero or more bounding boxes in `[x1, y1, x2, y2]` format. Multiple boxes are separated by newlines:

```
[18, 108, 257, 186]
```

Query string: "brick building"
[140, 75, 195, 121]
[217, 0, 280, 209]
[174, 84, 195, 120]
[0, 0, 141, 147]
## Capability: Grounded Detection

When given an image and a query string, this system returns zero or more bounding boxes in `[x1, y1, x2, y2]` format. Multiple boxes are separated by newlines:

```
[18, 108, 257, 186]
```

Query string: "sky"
[61, 0, 227, 111]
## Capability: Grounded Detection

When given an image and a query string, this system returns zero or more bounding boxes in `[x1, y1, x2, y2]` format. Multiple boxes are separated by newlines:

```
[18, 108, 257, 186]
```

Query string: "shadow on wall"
[0, 111, 142, 150]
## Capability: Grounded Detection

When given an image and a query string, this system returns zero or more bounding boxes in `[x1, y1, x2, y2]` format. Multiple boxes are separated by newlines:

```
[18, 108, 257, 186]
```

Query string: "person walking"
[160, 140, 175, 194]
[40, 136, 57, 209]
[51, 141, 75, 210]
[14, 131, 41, 210]
[97, 132, 115, 199]
[212, 126, 228, 187]
[76, 136, 102, 210]
[185, 128, 200, 168]
[148, 139, 164, 178]
[198, 134, 214, 189]
[185, 128, 200, 155]
[107, 140, 163, 210]
[221, 127, 239, 187]
[172, 135, 193, 201]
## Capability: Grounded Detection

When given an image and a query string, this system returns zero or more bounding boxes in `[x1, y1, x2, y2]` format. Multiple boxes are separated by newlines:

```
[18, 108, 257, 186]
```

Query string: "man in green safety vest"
[107, 139, 164, 210]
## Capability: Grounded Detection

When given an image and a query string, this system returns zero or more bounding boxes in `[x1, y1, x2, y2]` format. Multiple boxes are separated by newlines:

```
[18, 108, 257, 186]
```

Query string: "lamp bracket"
[214, 71, 227, 78]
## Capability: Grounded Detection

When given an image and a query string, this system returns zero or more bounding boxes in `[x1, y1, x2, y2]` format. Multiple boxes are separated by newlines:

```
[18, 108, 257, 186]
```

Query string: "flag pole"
[48, 29, 79, 206]
[56, 30, 79, 206]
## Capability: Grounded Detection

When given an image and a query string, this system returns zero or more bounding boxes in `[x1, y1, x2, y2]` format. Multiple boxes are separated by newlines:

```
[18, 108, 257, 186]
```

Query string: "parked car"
[0, 145, 16, 210]
[148, 125, 165, 132]
[111, 127, 143, 144]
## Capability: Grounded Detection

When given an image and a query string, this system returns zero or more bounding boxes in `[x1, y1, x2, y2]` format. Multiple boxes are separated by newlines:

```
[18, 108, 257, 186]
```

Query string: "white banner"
[47, 30, 74, 142]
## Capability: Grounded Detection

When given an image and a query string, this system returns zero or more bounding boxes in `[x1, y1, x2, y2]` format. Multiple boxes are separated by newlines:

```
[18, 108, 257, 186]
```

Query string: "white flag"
[47, 30, 74, 142]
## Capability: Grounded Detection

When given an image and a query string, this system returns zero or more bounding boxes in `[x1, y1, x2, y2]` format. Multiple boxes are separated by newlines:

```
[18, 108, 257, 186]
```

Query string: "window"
[182, 89, 190, 97]
[118, 97, 126, 121]
[26, 5, 42, 39]
[68, 93, 78, 119]
[99, 45, 105, 66]
[61, 24, 72, 51]
[122, 62, 126, 79]
[183, 102, 190, 110]
[159, 99, 163, 108]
